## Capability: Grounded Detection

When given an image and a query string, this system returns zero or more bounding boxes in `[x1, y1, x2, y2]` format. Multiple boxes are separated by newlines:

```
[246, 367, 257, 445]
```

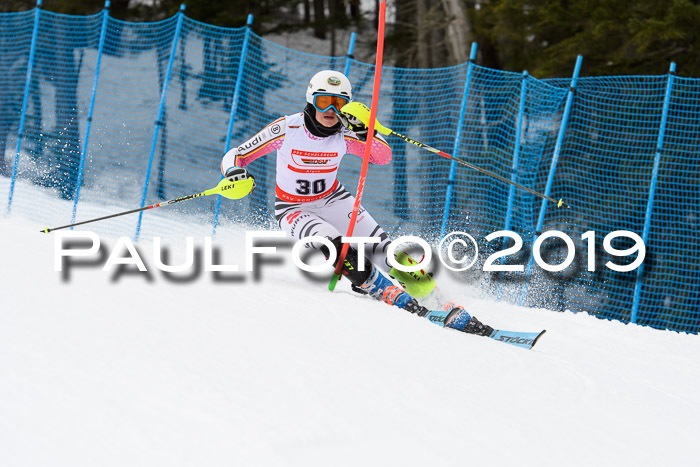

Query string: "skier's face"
[315, 108, 339, 127]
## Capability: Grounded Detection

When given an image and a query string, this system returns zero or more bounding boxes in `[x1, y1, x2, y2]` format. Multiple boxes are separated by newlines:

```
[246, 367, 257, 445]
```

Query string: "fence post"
[630, 62, 676, 324]
[497, 70, 528, 301]
[7, 0, 42, 215]
[439, 42, 478, 238]
[343, 32, 356, 77]
[70, 1, 110, 227]
[503, 70, 529, 233]
[518, 55, 583, 306]
[135, 4, 185, 241]
[212, 13, 254, 235]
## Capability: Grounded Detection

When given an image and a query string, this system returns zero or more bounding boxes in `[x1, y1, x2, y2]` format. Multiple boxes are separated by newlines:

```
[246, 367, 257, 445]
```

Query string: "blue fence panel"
[71, 5, 111, 227]
[142, 16, 249, 236]
[639, 76, 700, 332]
[518, 56, 582, 307]
[441, 43, 478, 238]
[492, 73, 569, 302]
[0, 8, 699, 333]
[538, 75, 671, 323]
[0, 10, 36, 193]
[345, 61, 468, 237]
[7, 9, 104, 221]
[63, 14, 178, 238]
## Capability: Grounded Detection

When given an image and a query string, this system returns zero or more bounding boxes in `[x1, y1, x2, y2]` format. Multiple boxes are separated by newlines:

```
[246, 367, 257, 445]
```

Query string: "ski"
[359, 253, 547, 349]
[422, 308, 451, 325]
[489, 329, 547, 350]
[421, 309, 546, 350]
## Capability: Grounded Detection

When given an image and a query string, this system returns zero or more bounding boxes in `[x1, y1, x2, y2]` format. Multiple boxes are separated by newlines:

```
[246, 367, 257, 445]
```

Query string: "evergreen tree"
[473, 0, 700, 77]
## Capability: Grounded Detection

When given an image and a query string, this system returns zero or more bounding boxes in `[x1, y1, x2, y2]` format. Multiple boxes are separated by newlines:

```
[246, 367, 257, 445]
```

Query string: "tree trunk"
[329, 0, 336, 56]
[375, 0, 380, 28]
[441, 0, 471, 65]
[303, 0, 311, 23]
[313, 0, 326, 39]
[349, 0, 360, 19]
[417, 0, 429, 68]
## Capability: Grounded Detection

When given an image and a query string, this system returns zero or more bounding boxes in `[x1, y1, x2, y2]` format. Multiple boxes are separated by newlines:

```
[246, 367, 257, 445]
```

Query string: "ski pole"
[328, 1, 388, 292]
[341, 102, 570, 209]
[40, 177, 254, 233]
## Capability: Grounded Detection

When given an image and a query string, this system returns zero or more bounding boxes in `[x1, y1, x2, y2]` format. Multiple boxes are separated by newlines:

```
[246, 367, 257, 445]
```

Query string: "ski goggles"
[312, 93, 350, 113]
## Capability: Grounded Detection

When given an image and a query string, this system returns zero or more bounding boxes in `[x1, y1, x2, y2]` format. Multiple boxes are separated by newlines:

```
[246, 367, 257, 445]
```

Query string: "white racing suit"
[221, 112, 395, 272]
[220, 111, 490, 335]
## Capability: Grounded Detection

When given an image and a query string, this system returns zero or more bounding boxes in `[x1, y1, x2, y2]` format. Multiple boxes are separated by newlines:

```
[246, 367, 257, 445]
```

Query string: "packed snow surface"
[1, 202, 699, 467]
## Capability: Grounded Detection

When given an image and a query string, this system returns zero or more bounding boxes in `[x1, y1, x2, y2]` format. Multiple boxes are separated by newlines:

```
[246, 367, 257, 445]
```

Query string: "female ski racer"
[220, 70, 492, 337]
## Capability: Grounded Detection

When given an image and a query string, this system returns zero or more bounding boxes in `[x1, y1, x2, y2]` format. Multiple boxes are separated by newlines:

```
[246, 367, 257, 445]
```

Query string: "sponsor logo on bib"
[291, 149, 338, 166]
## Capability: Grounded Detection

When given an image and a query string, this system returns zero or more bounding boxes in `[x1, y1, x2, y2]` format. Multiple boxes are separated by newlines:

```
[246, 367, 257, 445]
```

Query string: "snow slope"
[1, 204, 699, 467]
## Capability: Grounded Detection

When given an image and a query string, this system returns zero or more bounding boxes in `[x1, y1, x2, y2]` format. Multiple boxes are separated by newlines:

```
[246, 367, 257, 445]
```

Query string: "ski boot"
[444, 305, 494, 337]
[358, 265, 413, 308]
[322, 236, 430, 316]
[355, 263, 431, 317]
[358, 266, 429, 316]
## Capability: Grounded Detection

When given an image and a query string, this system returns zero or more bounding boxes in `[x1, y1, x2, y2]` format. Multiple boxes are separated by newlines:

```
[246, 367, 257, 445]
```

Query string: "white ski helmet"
[306, 70, 352, 105]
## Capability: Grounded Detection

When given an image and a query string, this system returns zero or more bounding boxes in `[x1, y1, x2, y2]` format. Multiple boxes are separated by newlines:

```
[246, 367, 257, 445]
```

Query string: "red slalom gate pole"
[329, 1, 386, 291]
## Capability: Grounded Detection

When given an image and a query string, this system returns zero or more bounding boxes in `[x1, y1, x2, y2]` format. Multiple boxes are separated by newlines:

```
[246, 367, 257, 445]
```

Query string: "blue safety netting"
[1, 7, 698, 333]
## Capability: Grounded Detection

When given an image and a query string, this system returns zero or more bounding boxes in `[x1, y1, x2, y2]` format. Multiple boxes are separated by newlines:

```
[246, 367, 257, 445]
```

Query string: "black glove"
[336, 110, 371, 141]
[224, 166, 256, 192]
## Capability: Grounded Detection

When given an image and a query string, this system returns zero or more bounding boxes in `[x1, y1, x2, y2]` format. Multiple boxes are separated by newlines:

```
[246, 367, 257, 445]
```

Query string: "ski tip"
[531, 330, 547, 349]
